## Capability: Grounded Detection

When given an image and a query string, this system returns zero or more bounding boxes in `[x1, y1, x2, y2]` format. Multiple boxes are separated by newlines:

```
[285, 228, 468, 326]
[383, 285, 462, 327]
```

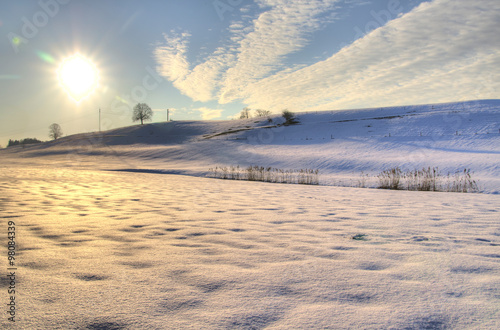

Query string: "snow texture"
[0, 100, 499, 329]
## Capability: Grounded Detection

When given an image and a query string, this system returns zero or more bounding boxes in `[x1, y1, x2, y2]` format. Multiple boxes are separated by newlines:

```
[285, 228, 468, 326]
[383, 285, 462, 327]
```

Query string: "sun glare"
[58, 54, 99, 103]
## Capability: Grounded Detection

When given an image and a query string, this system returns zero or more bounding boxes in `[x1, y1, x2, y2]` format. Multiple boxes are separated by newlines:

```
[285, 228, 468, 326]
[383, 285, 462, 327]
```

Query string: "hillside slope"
[1, 100, 499, 192]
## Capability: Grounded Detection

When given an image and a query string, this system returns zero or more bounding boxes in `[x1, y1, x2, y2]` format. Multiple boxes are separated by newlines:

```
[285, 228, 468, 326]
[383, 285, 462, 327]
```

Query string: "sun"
[58, 54, 99, 103]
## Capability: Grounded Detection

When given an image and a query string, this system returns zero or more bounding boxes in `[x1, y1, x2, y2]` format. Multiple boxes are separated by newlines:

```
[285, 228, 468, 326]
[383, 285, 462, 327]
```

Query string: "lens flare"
[58, 54, 99, 103]
[37, 50, 55, 64]
[12, 37, 21, 46]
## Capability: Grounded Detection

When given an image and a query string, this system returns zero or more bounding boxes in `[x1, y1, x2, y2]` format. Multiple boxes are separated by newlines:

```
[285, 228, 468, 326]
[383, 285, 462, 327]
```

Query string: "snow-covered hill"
[2, 99, 499, 193]
[1, 100, 500, 329]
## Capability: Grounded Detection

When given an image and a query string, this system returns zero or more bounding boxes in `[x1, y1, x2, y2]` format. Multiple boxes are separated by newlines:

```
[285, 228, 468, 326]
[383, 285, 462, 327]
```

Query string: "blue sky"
[0, 0, 498, 146]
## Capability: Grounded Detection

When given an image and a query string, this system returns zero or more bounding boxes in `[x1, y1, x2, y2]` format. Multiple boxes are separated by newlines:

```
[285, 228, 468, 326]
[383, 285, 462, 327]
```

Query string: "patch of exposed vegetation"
[377, 167, 479, 193]
[208, 165, 319, 185]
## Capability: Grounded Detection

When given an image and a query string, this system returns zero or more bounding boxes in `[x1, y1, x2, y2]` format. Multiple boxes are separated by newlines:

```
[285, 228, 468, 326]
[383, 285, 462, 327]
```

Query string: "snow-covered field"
[1, 100, 499, 329]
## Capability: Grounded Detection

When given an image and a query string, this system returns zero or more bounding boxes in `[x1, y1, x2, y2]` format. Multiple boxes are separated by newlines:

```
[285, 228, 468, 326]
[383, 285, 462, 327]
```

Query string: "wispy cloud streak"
[155, 0, 339, 103]
[155, 0, 500, 112]
[196, 107, 224, 120]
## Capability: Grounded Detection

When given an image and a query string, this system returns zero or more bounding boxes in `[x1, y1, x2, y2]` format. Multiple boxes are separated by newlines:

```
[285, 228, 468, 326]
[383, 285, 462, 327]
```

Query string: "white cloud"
[154, 0, 339, 103]
[154, 31, 234, 103]
[155, 33, 236, 102]
[240, 0, 500, 110]
[196, 107, 224, 120]
[218, 0, 340, 103]
[154, 31, 191, 82]
[154, 0, 500, 112]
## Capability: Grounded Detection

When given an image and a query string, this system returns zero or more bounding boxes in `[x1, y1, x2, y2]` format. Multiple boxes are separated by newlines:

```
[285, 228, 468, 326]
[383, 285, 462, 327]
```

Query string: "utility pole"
[99, 108, 101, 132]
[167, 108, 170, 121]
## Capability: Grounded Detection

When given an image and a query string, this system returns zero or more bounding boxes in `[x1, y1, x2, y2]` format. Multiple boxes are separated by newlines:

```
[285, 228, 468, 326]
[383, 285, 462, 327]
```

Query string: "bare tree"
[133, 103, 153, 125]
[239, 107, 251, 119]
[49, 123, 63, 140]
[255, 109, 271, 117]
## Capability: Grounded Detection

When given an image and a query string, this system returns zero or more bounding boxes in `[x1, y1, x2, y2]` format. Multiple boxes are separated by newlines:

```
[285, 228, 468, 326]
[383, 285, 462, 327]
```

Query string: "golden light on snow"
[58, 54, 99, 103]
